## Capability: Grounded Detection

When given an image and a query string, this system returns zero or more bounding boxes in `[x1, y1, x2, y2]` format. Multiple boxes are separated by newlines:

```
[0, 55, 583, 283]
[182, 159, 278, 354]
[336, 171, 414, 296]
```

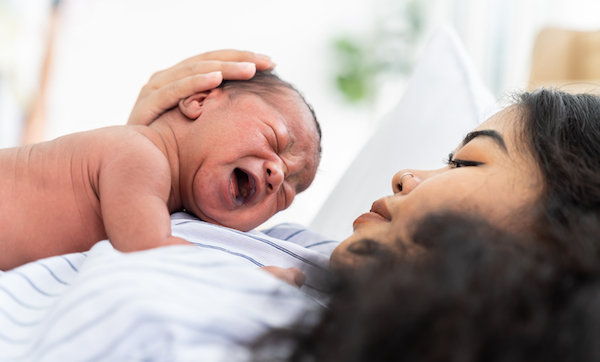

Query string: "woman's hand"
[128, 50, 275, 126]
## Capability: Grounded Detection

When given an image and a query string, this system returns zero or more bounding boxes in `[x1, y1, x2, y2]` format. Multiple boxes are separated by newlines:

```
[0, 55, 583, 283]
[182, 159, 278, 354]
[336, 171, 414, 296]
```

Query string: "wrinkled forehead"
[275, 89, 320, 144]
[233, 89, 321, 157]
[228, 90, 321, 190]
[274, 90, 322, 190]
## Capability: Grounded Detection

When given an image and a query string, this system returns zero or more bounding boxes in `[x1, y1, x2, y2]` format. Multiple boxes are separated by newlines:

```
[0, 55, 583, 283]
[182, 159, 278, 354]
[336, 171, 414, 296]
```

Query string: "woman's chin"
[329, 244, 352, 274]
[329, 242, 374, 276]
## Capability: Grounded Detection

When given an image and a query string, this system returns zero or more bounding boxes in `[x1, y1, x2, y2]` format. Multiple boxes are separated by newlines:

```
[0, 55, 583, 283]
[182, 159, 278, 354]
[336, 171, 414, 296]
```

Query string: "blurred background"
[2, 0, 600, 228]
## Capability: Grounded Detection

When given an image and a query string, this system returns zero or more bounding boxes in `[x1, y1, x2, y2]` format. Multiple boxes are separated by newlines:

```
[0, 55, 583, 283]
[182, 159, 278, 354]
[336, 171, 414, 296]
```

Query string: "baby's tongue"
[240, 185, 249, 198]
[234, 168, 251, 200]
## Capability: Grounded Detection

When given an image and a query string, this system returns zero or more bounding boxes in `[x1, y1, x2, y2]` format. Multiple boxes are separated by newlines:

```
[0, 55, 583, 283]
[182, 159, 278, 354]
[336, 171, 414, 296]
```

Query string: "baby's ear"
[178, 92, 210, 120]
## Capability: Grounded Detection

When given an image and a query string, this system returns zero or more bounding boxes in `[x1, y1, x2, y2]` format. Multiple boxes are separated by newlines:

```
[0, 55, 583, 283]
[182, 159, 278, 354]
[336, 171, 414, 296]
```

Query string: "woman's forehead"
[476, 106, 541, 180]
[472, 107, 522, 147]
[477, 106, 516, 130]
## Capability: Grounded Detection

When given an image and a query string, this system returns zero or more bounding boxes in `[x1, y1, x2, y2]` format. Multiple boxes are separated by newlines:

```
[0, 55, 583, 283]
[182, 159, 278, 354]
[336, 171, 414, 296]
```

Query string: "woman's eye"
[445, 152, 483, 168]
[450, 159, 483, 168]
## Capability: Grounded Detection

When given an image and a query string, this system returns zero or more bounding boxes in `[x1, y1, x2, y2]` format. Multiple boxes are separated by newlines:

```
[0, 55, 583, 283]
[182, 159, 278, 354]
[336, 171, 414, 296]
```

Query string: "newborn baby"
[0, 71, 321, 271]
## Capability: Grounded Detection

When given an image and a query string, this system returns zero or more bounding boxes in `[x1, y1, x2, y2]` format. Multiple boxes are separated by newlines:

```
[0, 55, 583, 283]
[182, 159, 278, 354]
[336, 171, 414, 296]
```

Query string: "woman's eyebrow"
[460, 130, 507, 153]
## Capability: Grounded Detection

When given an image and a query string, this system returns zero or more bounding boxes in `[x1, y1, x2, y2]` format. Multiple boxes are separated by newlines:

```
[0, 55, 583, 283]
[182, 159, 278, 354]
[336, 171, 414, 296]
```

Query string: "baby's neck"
[144, 113, 183, 212]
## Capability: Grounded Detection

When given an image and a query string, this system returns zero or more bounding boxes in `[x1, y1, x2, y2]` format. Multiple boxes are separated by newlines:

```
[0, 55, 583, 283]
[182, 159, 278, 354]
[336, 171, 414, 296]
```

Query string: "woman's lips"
[353, 212, 388, 229]
[352, 198, 392, 229]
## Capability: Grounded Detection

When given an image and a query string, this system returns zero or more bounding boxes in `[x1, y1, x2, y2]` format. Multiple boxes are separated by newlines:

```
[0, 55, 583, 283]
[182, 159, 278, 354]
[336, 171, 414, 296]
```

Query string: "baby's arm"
[98, 138, 188, 251]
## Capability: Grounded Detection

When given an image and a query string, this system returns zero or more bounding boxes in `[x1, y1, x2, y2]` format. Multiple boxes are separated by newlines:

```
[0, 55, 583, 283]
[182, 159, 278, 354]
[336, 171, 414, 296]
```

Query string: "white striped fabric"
[0, 213, 339, 361]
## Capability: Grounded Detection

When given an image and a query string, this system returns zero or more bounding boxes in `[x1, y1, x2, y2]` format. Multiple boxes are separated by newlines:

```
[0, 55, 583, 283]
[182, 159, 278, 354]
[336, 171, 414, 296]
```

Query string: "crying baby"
[0, 71, 321, 270]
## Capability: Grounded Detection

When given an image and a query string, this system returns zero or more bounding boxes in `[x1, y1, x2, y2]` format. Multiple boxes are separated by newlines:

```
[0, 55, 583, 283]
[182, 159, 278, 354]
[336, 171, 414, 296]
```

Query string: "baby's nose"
[265, 161, 284, 194]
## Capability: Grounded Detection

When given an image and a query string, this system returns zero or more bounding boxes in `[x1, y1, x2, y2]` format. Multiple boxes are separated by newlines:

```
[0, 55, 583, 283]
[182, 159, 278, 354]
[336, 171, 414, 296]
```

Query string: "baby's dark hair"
[218, 71, 322, 155]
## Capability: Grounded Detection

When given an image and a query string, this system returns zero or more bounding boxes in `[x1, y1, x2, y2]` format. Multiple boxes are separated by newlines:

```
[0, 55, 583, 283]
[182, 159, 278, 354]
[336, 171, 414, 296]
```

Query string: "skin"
[0, 87, 319, 271]
[330, 106, 544, 273]
[261, 266, 307, 288]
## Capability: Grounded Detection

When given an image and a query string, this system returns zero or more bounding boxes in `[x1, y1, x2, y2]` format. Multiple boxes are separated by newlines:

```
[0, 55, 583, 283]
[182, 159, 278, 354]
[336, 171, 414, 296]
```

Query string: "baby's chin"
[200, 210, 272, 232]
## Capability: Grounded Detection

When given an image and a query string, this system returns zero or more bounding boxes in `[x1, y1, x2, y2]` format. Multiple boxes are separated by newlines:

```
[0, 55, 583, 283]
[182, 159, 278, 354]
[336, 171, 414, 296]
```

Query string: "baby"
[0, 71, 321, 271]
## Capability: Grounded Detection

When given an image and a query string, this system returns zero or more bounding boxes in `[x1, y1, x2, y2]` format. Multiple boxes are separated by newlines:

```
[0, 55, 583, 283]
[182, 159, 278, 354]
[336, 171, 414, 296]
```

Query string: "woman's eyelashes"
[445, 152, 484, 168]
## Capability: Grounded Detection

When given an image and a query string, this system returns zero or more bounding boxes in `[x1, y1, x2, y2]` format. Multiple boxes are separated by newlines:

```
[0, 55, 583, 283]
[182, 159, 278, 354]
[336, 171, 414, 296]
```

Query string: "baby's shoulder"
[89, 126, 169, 168]
[90, 126, 162, 153]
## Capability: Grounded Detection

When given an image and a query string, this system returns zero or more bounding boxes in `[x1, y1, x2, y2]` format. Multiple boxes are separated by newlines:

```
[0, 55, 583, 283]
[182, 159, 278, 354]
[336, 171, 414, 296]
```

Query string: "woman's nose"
[265, 161, 285, 194]
[392, 168, 448, 194]
[392, 169, 421, 194]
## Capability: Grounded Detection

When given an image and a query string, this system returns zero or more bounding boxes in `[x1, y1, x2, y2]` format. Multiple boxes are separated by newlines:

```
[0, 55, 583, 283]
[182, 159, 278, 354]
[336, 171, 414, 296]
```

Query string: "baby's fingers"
[260, 266, 306, 288]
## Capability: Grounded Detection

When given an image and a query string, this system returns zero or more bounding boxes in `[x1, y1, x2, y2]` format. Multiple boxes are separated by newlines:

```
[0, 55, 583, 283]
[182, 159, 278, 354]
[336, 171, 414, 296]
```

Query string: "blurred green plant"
[332, 0, 428, 104]
[334, 37, 377, 103]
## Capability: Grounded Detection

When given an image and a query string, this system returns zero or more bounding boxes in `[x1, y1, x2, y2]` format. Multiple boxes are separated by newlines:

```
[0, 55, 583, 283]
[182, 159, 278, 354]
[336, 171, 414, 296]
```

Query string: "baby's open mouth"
[230, 168, 256, 205]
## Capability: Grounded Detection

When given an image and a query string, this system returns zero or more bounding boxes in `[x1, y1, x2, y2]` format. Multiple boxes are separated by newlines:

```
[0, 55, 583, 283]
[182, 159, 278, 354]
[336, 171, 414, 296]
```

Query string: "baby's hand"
[128, 50, 275, 126]
[260, 266, 306, 288]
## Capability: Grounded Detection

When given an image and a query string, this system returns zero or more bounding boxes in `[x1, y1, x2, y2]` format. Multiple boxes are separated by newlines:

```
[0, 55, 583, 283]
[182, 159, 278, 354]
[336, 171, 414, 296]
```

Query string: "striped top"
[0, 212, 340, 361]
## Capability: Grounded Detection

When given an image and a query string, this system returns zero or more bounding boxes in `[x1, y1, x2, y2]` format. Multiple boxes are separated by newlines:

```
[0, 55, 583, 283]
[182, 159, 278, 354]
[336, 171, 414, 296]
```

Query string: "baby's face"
[178, 88, 320, 231]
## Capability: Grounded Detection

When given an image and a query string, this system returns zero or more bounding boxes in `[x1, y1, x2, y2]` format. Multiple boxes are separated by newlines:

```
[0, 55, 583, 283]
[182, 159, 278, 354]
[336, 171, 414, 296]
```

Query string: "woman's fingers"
[127, 71, 223, 125]
[148, 50, 275, 90]
[127, 50, 275, 126]
[177, 49, 275, 71]
[260, 266, 307, 288]
[147, 61, 258, 91]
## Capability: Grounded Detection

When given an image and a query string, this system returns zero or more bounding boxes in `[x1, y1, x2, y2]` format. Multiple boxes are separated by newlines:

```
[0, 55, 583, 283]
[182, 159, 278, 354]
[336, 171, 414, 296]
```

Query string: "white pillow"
[309, 25, 498, 241]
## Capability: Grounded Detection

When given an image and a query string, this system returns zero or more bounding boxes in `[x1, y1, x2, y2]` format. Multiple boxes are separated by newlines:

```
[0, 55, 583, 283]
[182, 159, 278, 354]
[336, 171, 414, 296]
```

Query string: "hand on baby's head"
[164, 71, 321, 231]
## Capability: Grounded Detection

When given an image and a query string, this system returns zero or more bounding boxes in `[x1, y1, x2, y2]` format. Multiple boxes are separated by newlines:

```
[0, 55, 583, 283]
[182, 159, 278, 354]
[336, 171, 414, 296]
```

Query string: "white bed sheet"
[0, 213, 336, 361]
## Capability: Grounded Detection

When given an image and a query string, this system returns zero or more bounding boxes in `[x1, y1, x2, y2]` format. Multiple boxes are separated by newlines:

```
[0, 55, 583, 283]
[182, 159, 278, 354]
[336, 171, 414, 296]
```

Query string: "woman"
[329, 89, 600, 274]
[255, 90, 600, 361]
[261, 211, 600, 361]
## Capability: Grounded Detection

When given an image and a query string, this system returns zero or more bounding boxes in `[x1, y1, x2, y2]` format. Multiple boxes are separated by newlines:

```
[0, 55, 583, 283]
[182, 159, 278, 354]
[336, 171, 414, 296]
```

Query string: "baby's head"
[171, 71, 321, 231]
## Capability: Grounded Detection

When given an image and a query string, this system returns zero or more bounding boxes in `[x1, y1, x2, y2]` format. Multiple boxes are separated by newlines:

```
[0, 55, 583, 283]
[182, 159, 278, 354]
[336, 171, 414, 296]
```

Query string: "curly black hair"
[255, 212, 600, 361]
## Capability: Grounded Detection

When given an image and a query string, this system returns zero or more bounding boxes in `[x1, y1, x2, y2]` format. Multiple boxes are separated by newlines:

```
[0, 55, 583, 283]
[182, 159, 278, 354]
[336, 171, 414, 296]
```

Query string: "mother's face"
[330, 107, 543, 272]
